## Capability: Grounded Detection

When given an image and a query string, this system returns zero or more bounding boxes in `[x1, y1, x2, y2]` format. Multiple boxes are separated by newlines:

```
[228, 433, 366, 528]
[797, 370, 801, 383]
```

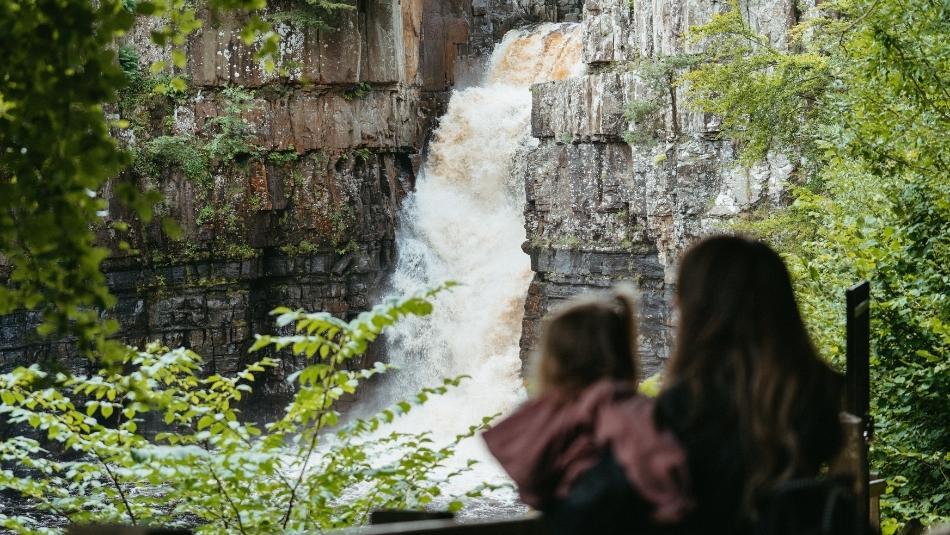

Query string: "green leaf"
[169, 76, 188, 92]
[171, 50, 187, 68]
[162, 217, 183, 240]
[197, 415, 214, 430]
[249, 335, 272, 353]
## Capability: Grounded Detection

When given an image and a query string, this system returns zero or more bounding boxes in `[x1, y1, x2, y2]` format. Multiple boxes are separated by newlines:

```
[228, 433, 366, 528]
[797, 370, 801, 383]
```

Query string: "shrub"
[0, 283, 498, 534]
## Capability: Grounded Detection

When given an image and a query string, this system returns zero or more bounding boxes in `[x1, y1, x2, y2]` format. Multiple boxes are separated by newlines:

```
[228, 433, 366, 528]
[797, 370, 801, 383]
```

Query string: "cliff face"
[0, 1, 585, 415]
[2, 0, 798, 394]
[519, 0, 800, 375]
[2, 2, 471, 398]
[469, 0, 584, 53]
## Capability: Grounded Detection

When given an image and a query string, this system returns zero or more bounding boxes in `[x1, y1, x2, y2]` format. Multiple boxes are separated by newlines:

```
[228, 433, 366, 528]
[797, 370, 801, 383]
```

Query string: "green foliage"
[279, 240, 320, 256]
[343, 82, 373, 101]
[329, 204, 358, 255]
[270, 0, 355, 30]
[683, 0, 830, 166]
[117, 46, 141, 79]
[206, 87, 260, 164]
[689, 0, 949, 527]
[267, 149, 300, 166]
[0, 0, 162, 354]
[0, 0, 144, 363]
[623, 99, 661, 145]
[1, 0, 353, 364]
[637, 54, 699, 91]
[638, 373, 662, 398]
[0, 284, 496, 533]
[620, 54, 699, 141]
[129, 87, 278, 260]
[135, 135, 211, 183]
[625, 99, 661, 124]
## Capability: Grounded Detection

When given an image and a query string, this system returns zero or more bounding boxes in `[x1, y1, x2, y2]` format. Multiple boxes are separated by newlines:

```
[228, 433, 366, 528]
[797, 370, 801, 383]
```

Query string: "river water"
[371, 22, 586, 517]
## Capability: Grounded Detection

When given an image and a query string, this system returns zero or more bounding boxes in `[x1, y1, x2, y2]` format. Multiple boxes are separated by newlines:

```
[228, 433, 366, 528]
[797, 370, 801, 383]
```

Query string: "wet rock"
[532, 71, 654, 141]
[467, 0, 586, 57]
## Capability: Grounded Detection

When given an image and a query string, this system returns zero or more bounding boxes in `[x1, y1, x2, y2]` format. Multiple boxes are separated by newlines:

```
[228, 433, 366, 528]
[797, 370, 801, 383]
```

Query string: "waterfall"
[368, 23, 584, 514]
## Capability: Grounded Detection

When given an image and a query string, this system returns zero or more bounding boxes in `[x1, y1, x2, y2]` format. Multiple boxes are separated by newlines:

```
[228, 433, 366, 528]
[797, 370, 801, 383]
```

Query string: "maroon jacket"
[482, 380, 692, 524]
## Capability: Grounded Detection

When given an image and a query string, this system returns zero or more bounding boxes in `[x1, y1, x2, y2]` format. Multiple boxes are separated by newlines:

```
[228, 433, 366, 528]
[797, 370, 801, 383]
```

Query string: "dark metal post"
[846, 281, 871, 535]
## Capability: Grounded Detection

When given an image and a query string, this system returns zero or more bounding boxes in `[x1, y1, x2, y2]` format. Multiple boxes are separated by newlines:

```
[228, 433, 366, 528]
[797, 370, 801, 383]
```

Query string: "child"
[483, 289, 692, 533]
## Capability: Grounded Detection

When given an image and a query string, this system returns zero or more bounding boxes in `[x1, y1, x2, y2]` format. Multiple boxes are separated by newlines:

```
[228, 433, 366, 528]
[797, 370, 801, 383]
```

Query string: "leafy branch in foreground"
[0, 283, 495, 533]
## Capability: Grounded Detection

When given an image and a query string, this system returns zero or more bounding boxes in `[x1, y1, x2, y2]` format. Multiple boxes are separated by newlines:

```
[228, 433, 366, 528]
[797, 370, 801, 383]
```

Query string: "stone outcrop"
[519, 0, 799, 374]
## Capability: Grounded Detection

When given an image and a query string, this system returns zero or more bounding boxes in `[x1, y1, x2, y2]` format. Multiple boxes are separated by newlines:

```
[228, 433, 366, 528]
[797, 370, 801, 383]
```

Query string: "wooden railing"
[342, 514, 543, 535]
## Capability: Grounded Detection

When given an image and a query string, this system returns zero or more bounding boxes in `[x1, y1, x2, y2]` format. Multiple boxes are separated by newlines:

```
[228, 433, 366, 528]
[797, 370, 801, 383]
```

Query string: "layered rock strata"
[519, 0, 800, 374]
[468, 0, 585, 54]
[0, 1, 591, 417]
[0, 1, 471, 408]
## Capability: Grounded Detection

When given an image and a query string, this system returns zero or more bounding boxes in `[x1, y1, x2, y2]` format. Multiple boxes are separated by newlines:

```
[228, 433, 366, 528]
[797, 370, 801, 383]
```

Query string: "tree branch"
[92, 451, 136, 526]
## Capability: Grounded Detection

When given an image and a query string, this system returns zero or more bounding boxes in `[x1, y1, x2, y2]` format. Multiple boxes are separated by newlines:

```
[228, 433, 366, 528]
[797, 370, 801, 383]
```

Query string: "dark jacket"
[653, 379, 844, 535]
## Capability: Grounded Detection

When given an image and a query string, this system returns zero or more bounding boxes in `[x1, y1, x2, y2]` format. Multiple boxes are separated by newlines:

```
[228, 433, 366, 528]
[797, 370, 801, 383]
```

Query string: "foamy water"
[369, 23, 585, 516]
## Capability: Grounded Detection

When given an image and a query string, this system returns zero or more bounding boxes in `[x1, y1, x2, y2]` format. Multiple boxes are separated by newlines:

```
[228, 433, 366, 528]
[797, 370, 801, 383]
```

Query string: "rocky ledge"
[518, 0, 801, 373]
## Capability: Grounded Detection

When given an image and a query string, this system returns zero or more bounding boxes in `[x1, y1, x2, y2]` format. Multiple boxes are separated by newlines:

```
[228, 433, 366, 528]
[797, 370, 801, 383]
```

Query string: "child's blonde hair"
[532, 287, 639, 394]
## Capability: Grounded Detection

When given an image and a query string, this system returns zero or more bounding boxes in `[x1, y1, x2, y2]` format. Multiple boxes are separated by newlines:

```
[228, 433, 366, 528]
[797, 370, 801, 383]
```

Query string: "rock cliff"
[518, 0, 800, 374]
[2, 0, 801, 394]
[0, 0, 583, 417]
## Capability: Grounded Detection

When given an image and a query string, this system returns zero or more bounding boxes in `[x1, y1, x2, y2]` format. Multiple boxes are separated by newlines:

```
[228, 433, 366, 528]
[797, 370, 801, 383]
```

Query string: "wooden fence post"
[845, 281, 873, 535]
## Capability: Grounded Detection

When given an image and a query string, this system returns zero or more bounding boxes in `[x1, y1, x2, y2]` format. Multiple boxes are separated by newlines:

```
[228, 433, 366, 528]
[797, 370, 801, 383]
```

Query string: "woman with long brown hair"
[655, 235, 844, 533]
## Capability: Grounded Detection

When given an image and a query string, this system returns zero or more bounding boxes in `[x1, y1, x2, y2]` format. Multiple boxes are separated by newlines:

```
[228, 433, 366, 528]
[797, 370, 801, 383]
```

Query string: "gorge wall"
[0, 0, 578, 412]
[1, 0, 800, 396]
[518, 0, 800, 375]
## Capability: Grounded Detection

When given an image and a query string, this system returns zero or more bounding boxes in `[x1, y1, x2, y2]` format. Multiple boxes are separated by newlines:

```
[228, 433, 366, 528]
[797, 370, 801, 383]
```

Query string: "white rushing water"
[372, 23, 585, 515]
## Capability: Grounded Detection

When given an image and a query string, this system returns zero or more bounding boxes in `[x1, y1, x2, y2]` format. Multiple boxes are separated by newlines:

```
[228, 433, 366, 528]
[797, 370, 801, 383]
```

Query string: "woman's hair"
[533, 288, 639, 394]
[666, 235, 842, 515]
